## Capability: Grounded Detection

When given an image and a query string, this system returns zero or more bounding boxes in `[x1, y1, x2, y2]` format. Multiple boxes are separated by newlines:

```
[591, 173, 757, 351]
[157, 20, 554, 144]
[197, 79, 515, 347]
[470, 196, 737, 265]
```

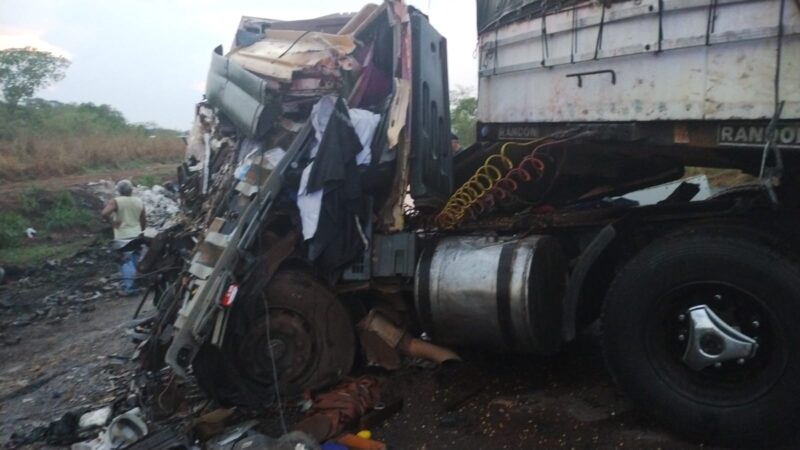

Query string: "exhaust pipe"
[361, 311, 461, 365]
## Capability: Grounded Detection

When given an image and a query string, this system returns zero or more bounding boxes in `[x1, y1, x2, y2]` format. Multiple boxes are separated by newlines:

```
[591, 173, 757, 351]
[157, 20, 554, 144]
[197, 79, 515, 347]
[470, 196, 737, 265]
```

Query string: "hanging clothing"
[297, 96, 337, 241]
[293, 96, 380, 275]
[296, 96, 381, 241]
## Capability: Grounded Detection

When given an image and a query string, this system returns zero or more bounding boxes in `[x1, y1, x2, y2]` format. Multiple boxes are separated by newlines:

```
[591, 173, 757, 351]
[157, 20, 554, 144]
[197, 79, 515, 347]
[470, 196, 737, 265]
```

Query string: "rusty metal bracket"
[566, 70, 616, 88]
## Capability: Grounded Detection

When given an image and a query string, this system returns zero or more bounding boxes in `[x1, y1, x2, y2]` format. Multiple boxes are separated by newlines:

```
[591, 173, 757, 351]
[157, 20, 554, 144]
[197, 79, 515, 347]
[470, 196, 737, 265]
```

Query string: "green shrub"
[0, 98, 184, 182]
[43, 192, 92, 231]
[0, 212, 28, 248]
[18, 187, 44, 213]
[136, 174, 158, 187]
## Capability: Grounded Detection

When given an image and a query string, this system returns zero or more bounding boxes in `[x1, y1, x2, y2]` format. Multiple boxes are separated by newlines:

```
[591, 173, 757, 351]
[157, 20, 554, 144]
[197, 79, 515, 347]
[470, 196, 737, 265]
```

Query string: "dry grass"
[0, 134, 184, 182]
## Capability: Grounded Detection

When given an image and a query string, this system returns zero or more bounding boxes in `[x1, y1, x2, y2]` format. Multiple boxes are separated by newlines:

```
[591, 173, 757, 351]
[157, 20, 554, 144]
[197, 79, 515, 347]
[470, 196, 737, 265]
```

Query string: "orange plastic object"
[336, 433, 387, 450]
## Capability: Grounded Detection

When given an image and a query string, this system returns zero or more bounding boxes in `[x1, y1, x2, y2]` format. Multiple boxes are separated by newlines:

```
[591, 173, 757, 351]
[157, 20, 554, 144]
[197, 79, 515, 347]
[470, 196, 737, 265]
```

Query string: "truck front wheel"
[602, 230, 800, 446]
[194, 269, 356, 406]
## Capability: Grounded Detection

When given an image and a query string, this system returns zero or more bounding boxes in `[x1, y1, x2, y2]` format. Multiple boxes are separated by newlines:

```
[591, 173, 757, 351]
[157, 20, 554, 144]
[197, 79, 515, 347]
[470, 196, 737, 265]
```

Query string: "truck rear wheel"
[602, 230, 800, 446]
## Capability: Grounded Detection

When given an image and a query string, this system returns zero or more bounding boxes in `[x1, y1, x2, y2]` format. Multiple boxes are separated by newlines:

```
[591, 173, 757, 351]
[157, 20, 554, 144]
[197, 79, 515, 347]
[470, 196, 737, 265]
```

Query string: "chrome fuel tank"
[414, 235, 566, 354]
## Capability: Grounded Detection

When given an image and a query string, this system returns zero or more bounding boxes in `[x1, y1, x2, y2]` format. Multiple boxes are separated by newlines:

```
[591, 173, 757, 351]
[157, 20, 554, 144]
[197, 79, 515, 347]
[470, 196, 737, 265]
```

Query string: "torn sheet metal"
[206, 48, 280, 137]
[386, 78, 410, 149]
[229, 30, 357, 83]
[379, 133, 410, 232]
[339, 3, 383, 35]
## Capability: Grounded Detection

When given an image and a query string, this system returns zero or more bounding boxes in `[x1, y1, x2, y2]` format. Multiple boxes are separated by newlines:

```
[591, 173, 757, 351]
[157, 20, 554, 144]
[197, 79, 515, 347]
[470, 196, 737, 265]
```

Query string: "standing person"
[101, 180, 146, 296]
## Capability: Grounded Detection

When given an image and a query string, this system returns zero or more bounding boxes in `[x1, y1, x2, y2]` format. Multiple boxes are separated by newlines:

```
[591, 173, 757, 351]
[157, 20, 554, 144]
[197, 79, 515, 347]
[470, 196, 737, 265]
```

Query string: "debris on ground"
[294, 376, 386, 442]
[78, 406, 113, 429]
[0, 245, 121, 330]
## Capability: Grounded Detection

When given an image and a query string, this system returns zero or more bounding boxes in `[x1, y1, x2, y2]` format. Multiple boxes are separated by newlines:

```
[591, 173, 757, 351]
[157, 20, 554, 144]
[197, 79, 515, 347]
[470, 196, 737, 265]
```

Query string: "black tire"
[195, 269, 355, 406]
[255, 269, 356, 393]
[602, 230, 800, 447]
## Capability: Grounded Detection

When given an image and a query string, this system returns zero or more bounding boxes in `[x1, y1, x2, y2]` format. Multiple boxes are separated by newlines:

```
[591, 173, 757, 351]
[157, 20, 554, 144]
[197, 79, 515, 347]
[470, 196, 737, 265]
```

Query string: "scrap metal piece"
[386, 78, 410, 149]
[165, 125, 313, 378]
[359, 310, 460, 370]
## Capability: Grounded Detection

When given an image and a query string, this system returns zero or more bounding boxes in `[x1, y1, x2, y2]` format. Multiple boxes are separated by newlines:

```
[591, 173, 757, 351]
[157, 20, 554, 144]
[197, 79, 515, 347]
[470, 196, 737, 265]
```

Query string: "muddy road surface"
[0, 259, 714, 450]
[0, 238, 719, 449]
[373, 329, 711, 450]
[0, 298, 141, 446]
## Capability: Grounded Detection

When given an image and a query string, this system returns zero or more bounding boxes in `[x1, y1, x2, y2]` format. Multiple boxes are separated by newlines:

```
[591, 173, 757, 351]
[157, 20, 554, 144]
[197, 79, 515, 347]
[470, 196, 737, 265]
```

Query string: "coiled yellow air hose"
[436, 138, 550, 228]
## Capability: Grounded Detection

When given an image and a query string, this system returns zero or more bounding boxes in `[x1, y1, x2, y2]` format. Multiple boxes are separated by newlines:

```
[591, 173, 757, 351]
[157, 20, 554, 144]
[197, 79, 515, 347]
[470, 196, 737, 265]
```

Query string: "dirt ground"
[0, 296, 140, 446]
[0, 257, 715, 450]
[372, 332, 711, 450]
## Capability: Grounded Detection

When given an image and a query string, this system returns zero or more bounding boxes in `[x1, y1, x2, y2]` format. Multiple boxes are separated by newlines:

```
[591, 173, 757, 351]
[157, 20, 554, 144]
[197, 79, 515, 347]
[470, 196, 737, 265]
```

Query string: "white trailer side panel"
[477, 0, 800, 123]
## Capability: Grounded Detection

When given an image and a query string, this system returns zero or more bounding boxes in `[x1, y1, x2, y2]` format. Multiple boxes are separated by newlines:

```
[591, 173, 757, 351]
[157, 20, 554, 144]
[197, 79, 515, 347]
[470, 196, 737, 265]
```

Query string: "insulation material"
[229, 30, 357, 82]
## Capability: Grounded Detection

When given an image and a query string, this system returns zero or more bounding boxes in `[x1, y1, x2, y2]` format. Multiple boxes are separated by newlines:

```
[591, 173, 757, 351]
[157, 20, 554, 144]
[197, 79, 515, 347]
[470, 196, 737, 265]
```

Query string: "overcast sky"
[0, 0, 478, 130]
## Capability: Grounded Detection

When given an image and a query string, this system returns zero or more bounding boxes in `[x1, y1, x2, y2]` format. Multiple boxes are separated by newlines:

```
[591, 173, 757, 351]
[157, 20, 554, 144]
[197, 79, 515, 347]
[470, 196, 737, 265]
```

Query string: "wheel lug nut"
[737, 358, 746, 365]
[714, 294, 722, 300]
[678, 314, 686, 322]
[678, 334, 686, 342]
[714, 362, 722, 369]
[752, 320, 760, 328]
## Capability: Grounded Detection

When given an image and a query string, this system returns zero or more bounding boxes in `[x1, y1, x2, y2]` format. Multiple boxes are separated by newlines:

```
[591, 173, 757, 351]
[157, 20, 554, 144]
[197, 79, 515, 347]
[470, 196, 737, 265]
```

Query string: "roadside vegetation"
[450, 86, 477, 148]
[0, 188, 97, 265]
[0, 100, 185, 181]
[0, 47, 183, 266]
[0, 47, 184, 182]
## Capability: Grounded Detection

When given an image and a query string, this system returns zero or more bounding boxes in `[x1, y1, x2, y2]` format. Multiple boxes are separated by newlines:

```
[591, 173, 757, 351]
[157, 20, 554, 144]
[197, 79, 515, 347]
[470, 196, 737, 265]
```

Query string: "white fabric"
[296, 96, 382, 241]
[297, 165, 324, 240]
[350, 108, 382, 165]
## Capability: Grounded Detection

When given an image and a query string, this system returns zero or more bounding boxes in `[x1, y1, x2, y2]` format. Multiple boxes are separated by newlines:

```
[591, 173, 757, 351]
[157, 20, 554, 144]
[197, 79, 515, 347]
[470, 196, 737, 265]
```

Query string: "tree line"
[0, 47, 180, 140]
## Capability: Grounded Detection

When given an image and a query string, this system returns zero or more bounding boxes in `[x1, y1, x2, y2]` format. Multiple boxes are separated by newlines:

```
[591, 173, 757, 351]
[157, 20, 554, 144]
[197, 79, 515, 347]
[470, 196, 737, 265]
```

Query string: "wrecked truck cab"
[155, 0, 800, 447]
[163, 2, 454, 393]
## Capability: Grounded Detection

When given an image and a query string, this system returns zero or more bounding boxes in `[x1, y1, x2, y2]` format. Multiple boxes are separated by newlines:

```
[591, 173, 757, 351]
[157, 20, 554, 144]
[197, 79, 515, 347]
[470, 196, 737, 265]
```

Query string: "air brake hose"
[436, 131, 592, 228]
[436, 138, 550, 228]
